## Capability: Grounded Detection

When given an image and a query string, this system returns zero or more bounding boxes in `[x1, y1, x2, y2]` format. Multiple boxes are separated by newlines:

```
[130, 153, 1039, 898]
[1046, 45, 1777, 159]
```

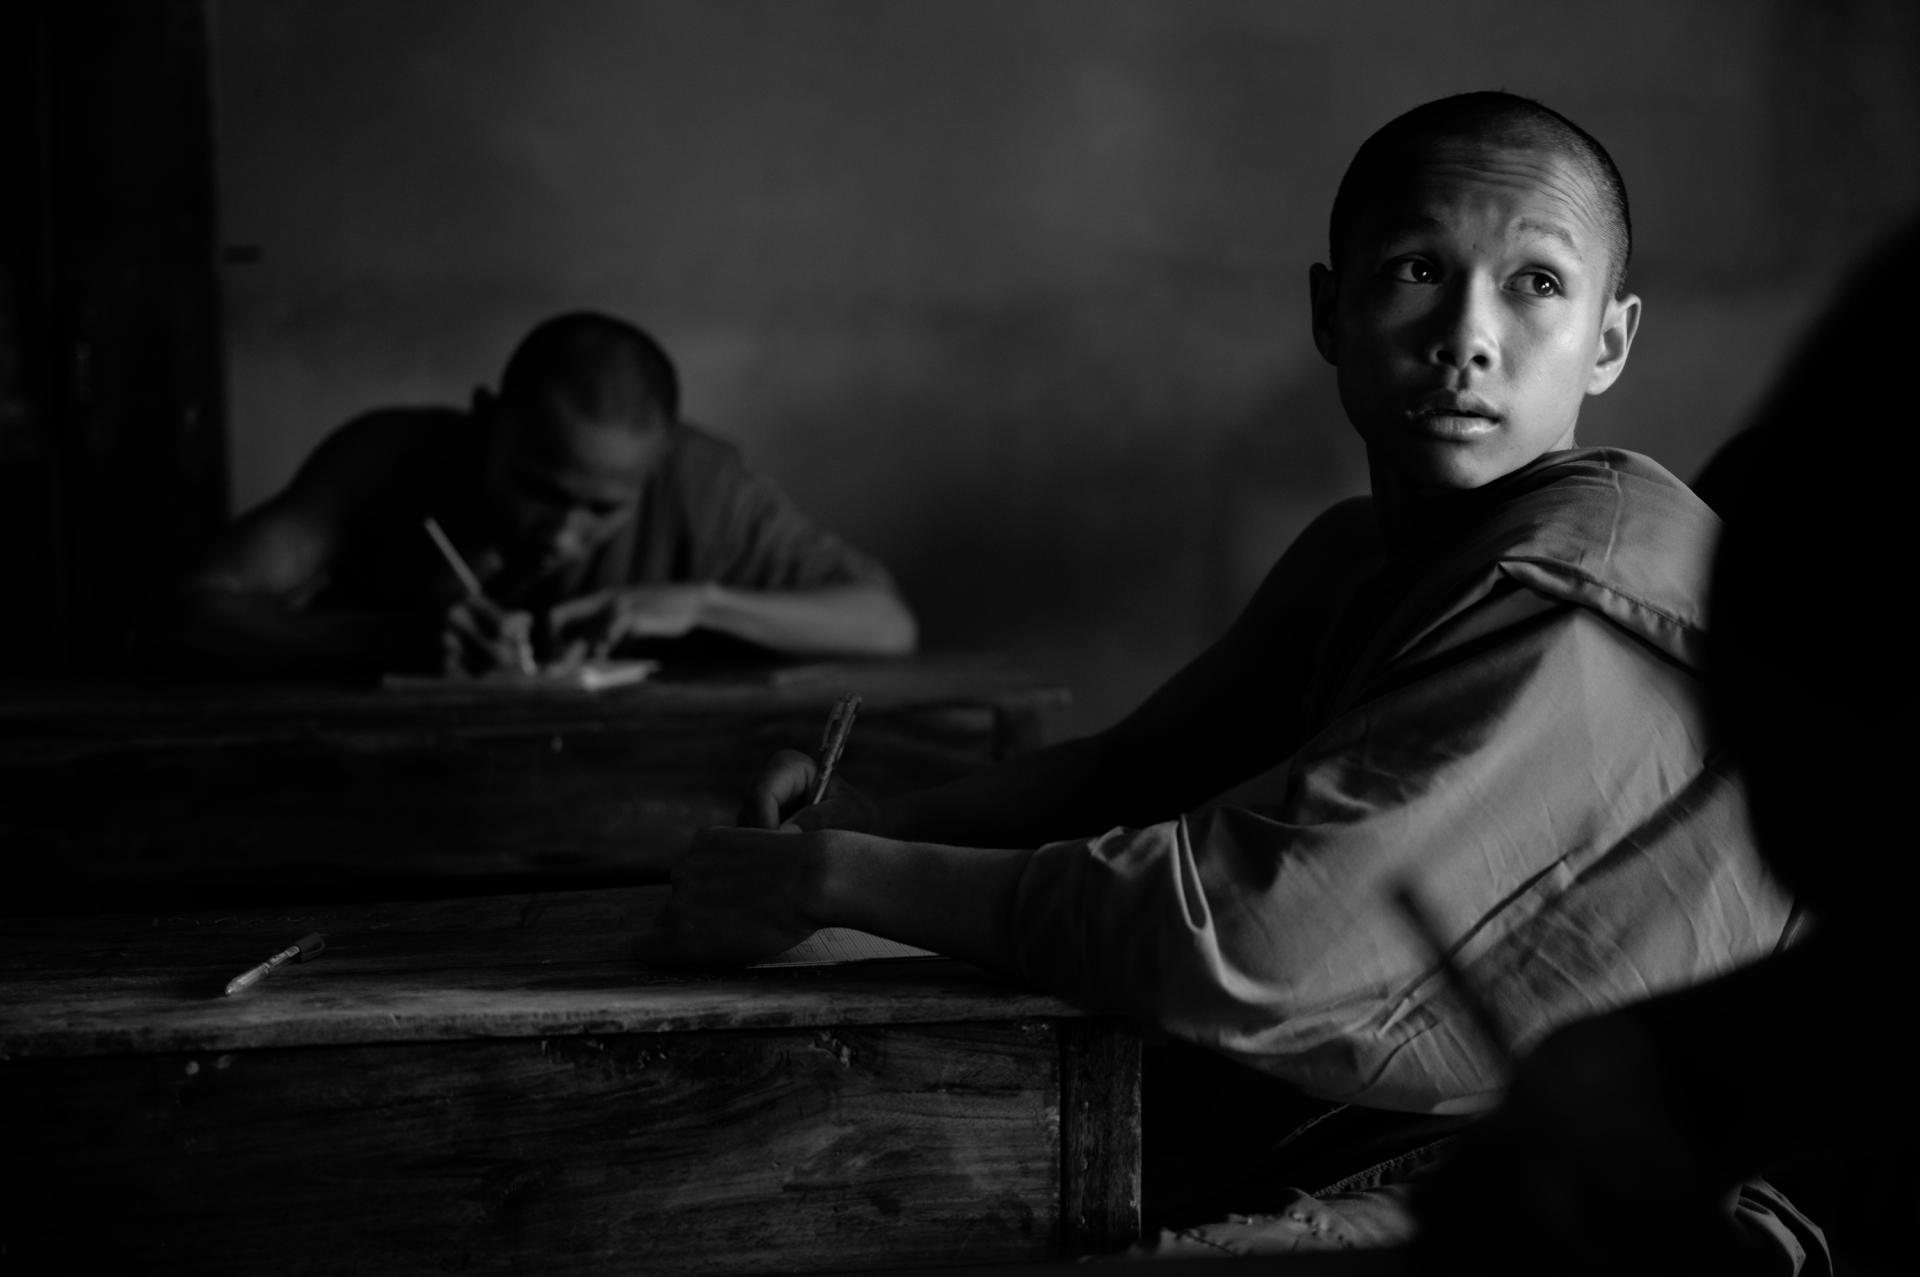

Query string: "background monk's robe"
[312, 410, 894, 621]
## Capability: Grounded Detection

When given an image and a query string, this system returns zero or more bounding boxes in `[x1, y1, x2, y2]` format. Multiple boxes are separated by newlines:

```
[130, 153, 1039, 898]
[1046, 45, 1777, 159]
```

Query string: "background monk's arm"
[697, 580, 917, 657]
[142, 425, 440, 676]
[565, 579, 916, 657]
[872, 496, 1381, 846]
[625, 441, 917, 658]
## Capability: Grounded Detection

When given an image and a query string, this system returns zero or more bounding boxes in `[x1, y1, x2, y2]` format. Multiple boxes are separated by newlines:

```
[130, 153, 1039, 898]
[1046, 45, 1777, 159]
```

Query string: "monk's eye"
[1386, 257, 1438, 284]
[1512, 271, 1562, 298]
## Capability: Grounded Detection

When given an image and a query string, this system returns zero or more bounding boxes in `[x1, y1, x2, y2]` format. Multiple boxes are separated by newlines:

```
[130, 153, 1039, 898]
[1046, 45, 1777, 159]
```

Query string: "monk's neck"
[1365, 446, 1570, 548]
[1359, 453, 1505, 549]
[1365, 460, 1465, 549]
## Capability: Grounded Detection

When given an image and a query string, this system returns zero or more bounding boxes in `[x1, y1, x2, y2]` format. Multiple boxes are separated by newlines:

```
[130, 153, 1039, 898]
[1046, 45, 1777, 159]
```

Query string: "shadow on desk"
[0, 654, 1069, 915]
[823, 1255, 1408, 1275]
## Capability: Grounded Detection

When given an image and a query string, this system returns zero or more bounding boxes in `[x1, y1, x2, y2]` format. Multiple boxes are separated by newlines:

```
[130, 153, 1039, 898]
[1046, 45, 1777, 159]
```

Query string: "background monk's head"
[474, 311, 681, 577]
[1310, 92, 1642, 499]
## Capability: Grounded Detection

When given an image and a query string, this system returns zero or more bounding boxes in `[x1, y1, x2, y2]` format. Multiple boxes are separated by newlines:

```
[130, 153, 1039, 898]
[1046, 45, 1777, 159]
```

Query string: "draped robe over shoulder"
[1007, 448, 1793, 1115]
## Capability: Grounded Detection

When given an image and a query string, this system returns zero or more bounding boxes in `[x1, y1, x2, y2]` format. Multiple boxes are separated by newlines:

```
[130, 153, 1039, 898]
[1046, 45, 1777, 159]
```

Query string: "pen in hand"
[422, 516, 537, 674]
[809, 693, 862, 806]
[224, 932, 327, 996]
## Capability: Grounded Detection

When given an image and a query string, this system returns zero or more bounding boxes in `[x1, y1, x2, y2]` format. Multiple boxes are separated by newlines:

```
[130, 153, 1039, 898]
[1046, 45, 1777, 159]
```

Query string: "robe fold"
[1007, 448, 1793, 1114]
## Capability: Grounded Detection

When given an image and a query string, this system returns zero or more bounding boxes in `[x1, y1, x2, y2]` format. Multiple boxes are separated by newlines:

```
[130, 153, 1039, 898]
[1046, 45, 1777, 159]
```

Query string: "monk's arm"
[700, 580, 917, 656]
[141, 428, 441, 676]
[662, 580, 919, 657]
[864, 496, 1381, 846]
[640, 825, 1030, 972]
[158, 581, 440, 678]
[623, 447, 919, 659]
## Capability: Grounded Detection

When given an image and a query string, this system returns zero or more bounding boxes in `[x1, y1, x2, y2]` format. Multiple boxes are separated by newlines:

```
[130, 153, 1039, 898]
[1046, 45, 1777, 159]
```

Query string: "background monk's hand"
[633, 826, 828, 966]
[738, 748, 889, 834]
[442, 596, 536, 675]
[546, 584, 711, 658]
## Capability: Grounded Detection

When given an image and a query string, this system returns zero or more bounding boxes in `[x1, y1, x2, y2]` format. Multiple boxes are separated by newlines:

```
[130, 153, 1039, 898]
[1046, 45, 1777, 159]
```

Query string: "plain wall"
[210, 0, 1920, 734]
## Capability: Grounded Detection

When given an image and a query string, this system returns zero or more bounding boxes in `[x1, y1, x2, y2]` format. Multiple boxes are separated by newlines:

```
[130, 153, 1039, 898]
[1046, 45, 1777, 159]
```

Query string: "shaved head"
[1330, 92, 1632, 298]
[477, 312, 681, 581]
[499, 311, 681, 433]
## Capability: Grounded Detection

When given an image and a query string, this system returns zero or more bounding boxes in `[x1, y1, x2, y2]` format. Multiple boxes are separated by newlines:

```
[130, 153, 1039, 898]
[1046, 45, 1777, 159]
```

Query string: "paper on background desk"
[753, 927, 941, 967]
[382, 659, 660, 693]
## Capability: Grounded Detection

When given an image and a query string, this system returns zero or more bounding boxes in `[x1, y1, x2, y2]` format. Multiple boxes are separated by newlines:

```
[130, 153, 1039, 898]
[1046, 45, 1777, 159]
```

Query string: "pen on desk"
[1389, 879, 1517, 1081]
[809, 693, 862, 806]
[422, 516, 536, 674]
[224, 932, 327, 996]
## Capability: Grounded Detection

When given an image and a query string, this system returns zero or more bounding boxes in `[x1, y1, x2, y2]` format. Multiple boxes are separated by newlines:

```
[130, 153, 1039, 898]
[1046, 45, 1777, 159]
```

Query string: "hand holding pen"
[735, 693, 882, 831]
[810, 694, 862, 806]
[423, 517, 538, 675]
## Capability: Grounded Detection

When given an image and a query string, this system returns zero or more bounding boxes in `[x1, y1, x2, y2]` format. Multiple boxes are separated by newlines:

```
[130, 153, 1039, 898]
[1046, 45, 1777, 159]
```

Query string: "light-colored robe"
[1008, 448, 1793, 1114]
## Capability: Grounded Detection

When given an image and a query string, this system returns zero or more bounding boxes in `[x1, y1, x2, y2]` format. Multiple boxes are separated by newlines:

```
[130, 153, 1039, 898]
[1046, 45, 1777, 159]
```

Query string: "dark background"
[9, 0, 1920, 732]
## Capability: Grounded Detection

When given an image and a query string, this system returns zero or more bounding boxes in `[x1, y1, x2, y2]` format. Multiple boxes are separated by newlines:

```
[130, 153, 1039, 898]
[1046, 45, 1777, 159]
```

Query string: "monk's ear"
[1309, 263, 1340, 365]
[1587, 292, 1642, 396]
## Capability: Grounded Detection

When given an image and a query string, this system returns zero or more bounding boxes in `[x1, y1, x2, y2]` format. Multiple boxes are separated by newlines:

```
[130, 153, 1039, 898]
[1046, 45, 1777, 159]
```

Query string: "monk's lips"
[1408, 409, 1501, 438]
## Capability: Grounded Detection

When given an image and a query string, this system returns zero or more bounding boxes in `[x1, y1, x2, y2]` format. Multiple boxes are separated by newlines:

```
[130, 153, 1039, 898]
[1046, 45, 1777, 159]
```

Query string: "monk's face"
[1311, 140, 1640, 491]
[479, 394, 667, 578]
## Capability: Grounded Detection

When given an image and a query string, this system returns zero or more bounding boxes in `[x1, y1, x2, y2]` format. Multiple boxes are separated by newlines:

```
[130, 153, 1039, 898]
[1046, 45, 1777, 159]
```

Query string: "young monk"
[637, 93, 1812, 1264]
[154, 311, 917, 677]
[1408, 216, 1920, 1277]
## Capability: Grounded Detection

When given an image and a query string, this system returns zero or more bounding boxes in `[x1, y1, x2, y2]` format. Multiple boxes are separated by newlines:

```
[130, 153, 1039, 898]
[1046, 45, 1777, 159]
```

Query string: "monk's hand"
[443, 597, 536, 675]
[633, 826, 828, 966]
[738, 748, 889, 834]
[547, 584, 712, 658]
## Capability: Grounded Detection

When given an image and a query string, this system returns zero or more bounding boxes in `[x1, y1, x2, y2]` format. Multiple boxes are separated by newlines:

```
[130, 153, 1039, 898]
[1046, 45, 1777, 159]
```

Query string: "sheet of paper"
[382, 659, 660, 693]
[568, 660, 660, 691]
[752, 927, 940, 968]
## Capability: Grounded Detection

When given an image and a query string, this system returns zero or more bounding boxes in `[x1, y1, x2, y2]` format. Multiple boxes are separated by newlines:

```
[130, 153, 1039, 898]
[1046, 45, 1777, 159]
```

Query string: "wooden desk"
[0, 655, 1068, 912]
[0, 887, 1139, 1274]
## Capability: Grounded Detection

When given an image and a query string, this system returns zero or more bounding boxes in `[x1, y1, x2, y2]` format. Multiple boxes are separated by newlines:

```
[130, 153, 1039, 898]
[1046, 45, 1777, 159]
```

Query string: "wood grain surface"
[0, 886, 1087, 1060]
[1, 1023, 1080, 1273]
[0, 882, 1146, 1274]
[1060, 1019, 1143, 1254]
[0, 655, 1070, 912]
[0, 654, 1070, 742]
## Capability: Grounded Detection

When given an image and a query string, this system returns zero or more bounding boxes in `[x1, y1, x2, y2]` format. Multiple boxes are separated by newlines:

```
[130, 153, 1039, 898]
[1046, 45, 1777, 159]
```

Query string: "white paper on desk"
[381, 659, 660, 693]
[753, 927, 940, 967]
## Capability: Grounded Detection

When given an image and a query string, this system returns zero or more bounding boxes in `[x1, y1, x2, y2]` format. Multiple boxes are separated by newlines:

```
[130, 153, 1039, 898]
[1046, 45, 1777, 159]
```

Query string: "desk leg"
[1060, 1018, 1142, 1255]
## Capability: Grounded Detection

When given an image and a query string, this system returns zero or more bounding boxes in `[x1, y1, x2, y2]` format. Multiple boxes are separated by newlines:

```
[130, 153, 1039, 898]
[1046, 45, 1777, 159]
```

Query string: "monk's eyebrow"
[1511, 217, 1579, 254]
[1378, 211, 1564, 237]
[1366, 212, 1584, 259]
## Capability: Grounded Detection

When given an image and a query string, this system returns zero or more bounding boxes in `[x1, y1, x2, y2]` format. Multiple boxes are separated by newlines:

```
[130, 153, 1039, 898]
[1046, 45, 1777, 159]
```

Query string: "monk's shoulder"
[310, 405, 469, 471]
[1480, 448, 1722, 664]
[1490, 447, 1718, 569]
[655, 420, 749, 488]
[652, 421, 787, 540]
[299, 405, 475, 504]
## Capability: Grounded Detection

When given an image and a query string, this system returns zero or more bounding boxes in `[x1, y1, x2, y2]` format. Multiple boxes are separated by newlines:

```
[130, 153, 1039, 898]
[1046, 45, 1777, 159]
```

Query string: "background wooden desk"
[0, 886, 1139, 1274]
[0, 654, 1068, 912]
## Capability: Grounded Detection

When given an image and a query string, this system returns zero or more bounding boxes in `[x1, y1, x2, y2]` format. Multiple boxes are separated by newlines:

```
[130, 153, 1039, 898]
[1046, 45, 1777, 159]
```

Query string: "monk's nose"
[1427, 279, 1499, 373]
[546, 511, 595, 559]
